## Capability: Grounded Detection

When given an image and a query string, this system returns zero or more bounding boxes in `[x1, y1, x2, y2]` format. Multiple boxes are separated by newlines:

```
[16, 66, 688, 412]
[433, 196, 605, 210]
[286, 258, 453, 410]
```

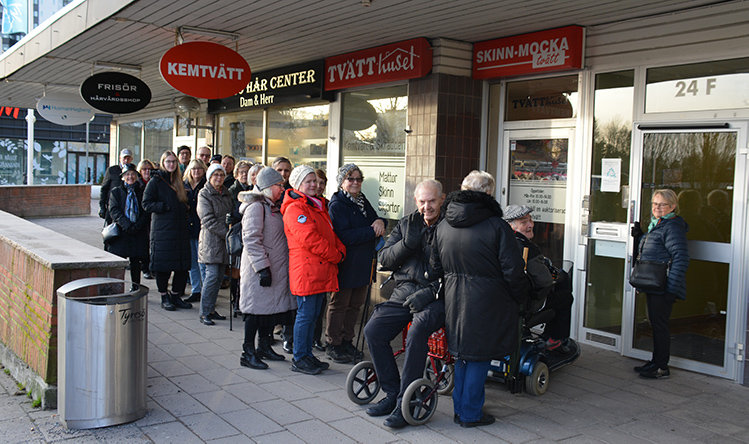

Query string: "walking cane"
[353, 256, 378, 363]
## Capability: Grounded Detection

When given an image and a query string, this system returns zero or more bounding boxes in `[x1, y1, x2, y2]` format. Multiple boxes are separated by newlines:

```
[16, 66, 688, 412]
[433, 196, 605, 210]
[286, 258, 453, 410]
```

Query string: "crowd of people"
[101, 146, 683, 430]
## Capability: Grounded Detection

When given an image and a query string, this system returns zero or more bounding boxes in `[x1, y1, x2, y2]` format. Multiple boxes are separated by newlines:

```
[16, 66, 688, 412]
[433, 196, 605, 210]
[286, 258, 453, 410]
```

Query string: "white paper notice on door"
[601, 158, 621, 193]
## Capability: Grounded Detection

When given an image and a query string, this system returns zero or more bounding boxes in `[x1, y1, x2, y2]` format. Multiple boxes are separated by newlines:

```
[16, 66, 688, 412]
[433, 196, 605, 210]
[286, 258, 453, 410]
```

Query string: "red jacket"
[281, 189, 346, 296]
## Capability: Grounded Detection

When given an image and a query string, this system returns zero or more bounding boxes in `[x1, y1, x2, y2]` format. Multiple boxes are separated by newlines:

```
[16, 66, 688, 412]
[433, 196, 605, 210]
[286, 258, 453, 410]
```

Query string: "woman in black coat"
[327, 163, 386, 363]
[143, 150, 193, 312]
[432, 170, 529, 428]
[631, 188, 689, 379]
[106, 163, 149, 286]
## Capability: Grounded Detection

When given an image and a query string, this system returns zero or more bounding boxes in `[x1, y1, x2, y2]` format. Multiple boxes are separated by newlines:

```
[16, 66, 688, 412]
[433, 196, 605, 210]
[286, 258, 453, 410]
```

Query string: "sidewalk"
[2, 208, 748, 443]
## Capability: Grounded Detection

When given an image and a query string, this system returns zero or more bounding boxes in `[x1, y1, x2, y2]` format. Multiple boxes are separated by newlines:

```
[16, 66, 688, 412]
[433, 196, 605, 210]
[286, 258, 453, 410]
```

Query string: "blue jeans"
[200, 263, 225, 317]
[452, 359, 490, 422]
[293, 293, 324, 361]
[189, 238, 205, 294]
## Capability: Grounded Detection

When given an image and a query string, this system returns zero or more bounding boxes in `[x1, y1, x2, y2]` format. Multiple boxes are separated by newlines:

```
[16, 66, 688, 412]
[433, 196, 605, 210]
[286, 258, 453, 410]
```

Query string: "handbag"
[101, 222, 121, 243]
[629, 233, 669, 292]
[226, 222, 243, 256]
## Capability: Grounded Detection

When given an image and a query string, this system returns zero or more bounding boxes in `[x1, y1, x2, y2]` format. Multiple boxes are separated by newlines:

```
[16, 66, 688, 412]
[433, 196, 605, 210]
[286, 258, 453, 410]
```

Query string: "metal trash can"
[57, 277, 148, 429]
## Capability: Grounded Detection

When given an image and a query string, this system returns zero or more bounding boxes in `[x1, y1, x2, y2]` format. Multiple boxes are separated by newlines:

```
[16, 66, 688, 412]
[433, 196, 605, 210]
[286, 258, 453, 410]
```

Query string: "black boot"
[161, 293, 176, 311]
[170, 291, 192, 309]
[257, 336, 285, 361]
[240, 344, 268, 370]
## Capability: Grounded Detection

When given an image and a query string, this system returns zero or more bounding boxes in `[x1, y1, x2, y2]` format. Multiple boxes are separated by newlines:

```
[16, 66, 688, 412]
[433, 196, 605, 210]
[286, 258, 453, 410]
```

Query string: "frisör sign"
[473, 26, 584, 79]
[325, 38, 432, 90]
[160, 41, 251, 99]
[80, 72, 151, 113]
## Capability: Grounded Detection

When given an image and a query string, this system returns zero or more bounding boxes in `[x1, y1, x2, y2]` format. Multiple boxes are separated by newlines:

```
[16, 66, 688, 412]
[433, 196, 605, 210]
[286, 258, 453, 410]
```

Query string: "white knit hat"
[289, 165, 315, 190]
[206, 163, 226, 181]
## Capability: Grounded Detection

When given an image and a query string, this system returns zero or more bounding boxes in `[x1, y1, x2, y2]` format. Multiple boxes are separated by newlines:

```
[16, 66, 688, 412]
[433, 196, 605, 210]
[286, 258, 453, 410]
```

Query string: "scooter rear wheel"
[525, 361, 549, 396]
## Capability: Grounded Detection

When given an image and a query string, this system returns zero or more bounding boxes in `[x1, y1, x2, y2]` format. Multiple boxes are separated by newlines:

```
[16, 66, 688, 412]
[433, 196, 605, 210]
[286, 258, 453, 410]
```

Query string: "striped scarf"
[343, 190, 367, 217]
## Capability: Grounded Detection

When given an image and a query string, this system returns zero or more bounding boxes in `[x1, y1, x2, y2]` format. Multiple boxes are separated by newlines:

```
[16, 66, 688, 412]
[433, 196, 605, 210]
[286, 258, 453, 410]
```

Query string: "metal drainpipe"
[26, 109, 35, 185]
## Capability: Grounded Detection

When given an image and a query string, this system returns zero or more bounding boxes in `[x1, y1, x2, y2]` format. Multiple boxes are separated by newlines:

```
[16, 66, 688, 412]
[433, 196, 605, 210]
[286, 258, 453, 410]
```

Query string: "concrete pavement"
[2, 206, 747, 443]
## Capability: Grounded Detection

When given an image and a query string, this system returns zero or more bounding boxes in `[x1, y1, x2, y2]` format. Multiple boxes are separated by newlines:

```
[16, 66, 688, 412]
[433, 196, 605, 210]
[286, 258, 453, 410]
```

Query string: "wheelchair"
[345, 325, 454, 426]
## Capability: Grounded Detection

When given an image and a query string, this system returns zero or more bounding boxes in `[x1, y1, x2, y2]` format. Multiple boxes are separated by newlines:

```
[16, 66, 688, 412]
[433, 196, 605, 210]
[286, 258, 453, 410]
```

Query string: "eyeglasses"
[346, 177, 363, 183]
[652, 202, 672, 208]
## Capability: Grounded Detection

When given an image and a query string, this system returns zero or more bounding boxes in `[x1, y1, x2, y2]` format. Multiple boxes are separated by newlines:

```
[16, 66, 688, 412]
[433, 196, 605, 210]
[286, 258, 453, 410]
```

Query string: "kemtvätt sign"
[325, 38, 432, 90]
[473, 26, 584, 79]
[160, 41, 251, 99]
[80, 72, 151, 113]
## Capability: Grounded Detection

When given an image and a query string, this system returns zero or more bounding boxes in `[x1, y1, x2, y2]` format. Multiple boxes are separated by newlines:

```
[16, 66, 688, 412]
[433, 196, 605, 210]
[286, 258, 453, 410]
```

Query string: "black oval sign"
[80, 72, 151, 114]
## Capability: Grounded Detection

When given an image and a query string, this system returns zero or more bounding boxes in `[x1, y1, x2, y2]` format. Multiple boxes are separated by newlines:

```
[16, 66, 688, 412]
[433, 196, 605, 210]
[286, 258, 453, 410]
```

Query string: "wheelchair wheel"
[424, 356, 454, 395]
[525, 361, 549, 396]
[346, 360, 380, 404]
[402, 378, 438, 426]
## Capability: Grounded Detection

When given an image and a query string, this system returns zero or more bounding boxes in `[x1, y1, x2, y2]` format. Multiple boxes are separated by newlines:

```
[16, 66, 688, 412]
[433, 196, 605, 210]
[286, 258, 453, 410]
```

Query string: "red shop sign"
[473, 26, 584, 79]
[160, 41, 251, 99]
[325, 38, 432, 90]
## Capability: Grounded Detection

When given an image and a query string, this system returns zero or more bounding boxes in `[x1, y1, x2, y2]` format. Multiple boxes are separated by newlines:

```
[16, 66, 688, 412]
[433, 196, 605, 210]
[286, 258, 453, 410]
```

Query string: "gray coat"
[197, 182, 233, 264]
[238, 192, 295, 315]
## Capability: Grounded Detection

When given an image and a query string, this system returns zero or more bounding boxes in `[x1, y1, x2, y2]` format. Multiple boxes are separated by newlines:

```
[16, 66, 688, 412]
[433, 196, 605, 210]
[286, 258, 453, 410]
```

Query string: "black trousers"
[128, 257, 143, 285]
[155, 270, 188, 295]
[243, 313, 275, 350]
[646, 292, 675, 368]
[364, 299, 445, 401]
[544, 283, 573, 340]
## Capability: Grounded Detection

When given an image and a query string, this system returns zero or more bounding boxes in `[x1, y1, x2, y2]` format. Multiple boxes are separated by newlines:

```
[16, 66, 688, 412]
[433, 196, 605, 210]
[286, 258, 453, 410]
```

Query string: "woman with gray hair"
[237, 167, 295, 369]
[327, 163, 387, 363]
[431, 170, 529, 427]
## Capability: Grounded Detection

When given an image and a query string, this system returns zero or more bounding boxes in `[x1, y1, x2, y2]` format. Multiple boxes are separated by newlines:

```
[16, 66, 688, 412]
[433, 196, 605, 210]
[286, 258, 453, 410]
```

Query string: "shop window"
[590, 70, 634, 223]
[144, 117, 174, 164]
[217, 110, 264, 164]
[0, 138, 26, 185]
[118, 121, 142, 164]
[645, 57, 749, 113]
[341, 85, 407, 222]
[267, 104, 329, 170]
[505, 75, 578, 121]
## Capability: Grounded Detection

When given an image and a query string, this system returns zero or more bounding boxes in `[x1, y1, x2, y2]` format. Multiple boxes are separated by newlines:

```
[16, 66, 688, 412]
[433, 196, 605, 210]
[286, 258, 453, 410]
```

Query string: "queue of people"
[101, 146, 689, 430]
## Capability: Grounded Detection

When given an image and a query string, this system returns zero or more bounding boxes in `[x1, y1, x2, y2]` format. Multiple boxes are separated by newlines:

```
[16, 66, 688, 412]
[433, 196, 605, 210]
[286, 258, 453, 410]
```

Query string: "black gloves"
[98, 208, 105, 219]
[403, 211, 424, 250]
[225, 213, 233, 226]
[402, 287, 436, 313]
[258, 267, 272, 287]
[631, 221, 643, 237]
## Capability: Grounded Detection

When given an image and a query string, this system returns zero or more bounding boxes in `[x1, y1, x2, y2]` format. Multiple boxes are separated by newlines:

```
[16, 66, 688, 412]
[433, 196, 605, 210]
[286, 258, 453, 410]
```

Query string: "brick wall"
[407, 73, 483, 203]
[0, 185, 91, 217]
[0, 239, 124, 384]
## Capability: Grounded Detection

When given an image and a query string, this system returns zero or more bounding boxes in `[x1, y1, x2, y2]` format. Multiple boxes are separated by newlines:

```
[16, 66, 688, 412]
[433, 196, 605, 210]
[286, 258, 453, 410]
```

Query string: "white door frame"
[625, 120, 749, 381]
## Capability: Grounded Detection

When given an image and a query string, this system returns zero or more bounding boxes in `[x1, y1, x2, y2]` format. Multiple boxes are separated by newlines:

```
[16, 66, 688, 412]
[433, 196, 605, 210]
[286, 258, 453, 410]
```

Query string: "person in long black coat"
[106, 163, 149, 285]
[143, 150, 193, 312]
[431, 170, 529, 428]
[327, 163, 386, 363]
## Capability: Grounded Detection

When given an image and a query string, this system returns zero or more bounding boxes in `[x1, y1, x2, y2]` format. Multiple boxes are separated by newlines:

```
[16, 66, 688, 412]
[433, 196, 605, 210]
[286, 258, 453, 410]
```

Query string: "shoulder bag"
[629, 233, 669, 292]
[101, 222, 121, 243]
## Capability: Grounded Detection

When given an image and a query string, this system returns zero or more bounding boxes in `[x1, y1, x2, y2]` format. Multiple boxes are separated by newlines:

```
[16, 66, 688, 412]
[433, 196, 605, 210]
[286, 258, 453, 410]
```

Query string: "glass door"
[626, 124, 748, 378]
[501, 128, 573, 267]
